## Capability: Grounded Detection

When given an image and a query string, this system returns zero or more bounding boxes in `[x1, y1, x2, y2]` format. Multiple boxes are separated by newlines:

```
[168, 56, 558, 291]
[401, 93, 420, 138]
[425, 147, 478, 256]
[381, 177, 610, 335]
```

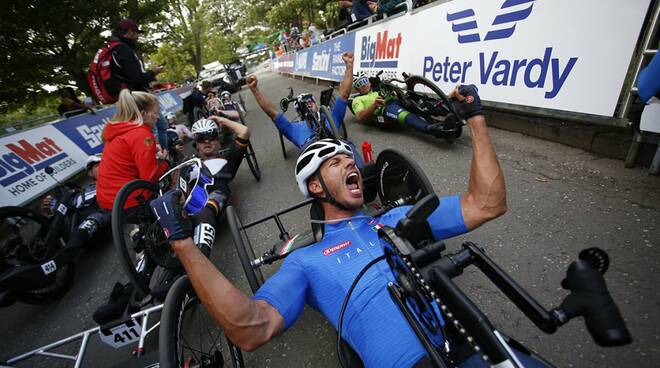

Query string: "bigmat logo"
[447, 0, 535, 44]
[360, 31, 402, 68]
[0, 137, 70, 187]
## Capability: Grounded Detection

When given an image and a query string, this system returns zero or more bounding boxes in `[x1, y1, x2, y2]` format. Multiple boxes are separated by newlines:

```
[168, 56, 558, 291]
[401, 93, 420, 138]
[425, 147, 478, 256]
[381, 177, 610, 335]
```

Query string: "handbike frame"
[4, 303, 163, 367]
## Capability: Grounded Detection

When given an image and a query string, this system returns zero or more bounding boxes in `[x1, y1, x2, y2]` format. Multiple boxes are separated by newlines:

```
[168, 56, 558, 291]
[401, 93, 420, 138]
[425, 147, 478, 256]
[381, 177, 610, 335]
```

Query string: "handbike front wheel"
[376, 149, 435, 207]
[226, 206, 264, 294]
[112, 180, 179, 297]
[320, 105, 341, 139]
[279, 134, 288, 159]
[0, 207, 74, 304]
[159, 276, 244, 368]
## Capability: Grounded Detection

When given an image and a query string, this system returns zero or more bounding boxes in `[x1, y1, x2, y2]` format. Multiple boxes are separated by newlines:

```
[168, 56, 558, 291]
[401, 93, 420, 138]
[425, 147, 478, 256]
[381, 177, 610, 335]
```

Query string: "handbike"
[0, 166, 84, 307]
[200, 94, 261, 181]
[111, 158, 244, 367]
[277, 86, 348, 159]
[341, 194, 633, 367]
[349, 71, 464, 144]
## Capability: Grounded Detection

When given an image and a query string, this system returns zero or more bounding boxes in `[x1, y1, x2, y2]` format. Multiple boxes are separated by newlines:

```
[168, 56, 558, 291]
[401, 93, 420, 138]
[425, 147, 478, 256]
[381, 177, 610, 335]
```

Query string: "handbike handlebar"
[384, 194, 631, 366]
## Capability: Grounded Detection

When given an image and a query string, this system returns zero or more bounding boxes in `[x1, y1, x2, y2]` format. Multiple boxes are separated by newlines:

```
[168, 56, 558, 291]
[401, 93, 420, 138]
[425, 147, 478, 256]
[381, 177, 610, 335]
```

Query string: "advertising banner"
[157, 90, 184, 116]
[53, 108, 113, 156]
[350, 0, 651, 116]
[297, 34, 357, 81]
[0, 126, 89, 207]
[274, 54, 295, 73]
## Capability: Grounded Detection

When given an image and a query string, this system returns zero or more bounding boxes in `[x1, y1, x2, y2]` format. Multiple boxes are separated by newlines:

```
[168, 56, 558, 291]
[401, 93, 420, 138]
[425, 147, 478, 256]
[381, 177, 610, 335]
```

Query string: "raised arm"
[150, 191, 284, 351]
[455, 86, 507, 230]
[338, 52, 354, 101]
[246, 75, 279, 120]
[209, 115, 251, 140]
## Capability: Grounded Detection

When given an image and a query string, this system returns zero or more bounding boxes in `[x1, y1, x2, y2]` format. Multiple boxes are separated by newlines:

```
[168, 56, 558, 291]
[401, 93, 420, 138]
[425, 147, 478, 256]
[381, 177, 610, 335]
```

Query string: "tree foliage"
[0, 0, 165, 109]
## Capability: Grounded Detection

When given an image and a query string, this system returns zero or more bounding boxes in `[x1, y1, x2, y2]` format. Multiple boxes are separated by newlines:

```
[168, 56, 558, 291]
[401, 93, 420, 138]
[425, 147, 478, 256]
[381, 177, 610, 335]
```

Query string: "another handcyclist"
[352, 73, 447, 137]
[187, 117, 251, 252]
[246, 52, 363, 164]
[149, 85, 517, 367]
[41, 154, 110, 255]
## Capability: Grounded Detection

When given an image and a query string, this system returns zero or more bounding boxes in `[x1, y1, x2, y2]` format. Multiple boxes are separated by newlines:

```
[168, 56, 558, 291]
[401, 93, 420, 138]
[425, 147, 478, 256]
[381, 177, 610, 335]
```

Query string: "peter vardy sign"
[355, 0, 651, 116]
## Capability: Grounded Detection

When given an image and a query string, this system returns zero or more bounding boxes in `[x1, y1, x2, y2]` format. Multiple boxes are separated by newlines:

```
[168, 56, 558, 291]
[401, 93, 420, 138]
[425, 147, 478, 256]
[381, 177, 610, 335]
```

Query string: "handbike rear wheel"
[0, 207, 74, 304]
[112, 180, 179, 297]
[226, 206, 264, 294]
[244, 142, 261, 181]
[159, 276, 244, 368]
[376, 149, 435, 207]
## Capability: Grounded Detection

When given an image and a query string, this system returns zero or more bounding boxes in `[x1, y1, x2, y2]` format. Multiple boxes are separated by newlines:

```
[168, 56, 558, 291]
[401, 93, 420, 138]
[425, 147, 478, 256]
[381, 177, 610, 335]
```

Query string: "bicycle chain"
[394, 250, 492, 366]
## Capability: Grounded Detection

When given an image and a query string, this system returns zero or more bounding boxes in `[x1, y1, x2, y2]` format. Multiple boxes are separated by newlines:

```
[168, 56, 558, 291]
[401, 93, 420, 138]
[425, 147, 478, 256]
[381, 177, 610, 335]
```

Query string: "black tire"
[0, 207, 74, 303]
[376, 149, 435, 207]
[279, 133, 288, 159]
[320, 105, 340, 139]
[226, 206, 264, 294]
[405, 75, 453, 113]
[112, 180, 178, 297]
[193, 106, 207, 122]
[160, 276, 244, 368]
[238, 93, 246, 111]
[244, 142, 261, 181]
[340, 119, 348, 140]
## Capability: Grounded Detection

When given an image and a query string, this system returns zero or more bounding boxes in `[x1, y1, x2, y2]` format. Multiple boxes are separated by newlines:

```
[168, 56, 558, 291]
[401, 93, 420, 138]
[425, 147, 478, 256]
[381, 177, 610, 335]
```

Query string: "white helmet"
[86, 153, 102, 171]
[166, 112, 176, 121]
[295, 139, 353, 198]
[220, 91, 231, 99]
[191, 119, 219, 139]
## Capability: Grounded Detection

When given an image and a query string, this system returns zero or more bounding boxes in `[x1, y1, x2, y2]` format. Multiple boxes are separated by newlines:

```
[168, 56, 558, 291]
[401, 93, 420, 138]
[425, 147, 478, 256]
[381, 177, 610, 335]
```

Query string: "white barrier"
[0, 88, 188, 208]
[274, 0, 652, 117]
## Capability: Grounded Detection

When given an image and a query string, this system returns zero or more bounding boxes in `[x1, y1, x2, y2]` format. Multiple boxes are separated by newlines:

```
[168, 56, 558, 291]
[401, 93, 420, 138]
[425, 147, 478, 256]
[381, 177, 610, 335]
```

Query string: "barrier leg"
[624, 131, 643, 168]
[649, 144, 660, 175]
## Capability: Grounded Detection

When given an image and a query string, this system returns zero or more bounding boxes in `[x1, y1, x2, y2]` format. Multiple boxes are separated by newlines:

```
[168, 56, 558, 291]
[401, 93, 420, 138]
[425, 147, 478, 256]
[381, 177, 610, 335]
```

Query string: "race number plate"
[57, 204, 68, 215]
[235, 70, 242, 79]
[41, 260, 57, 275]
[99, 318, 142, 349]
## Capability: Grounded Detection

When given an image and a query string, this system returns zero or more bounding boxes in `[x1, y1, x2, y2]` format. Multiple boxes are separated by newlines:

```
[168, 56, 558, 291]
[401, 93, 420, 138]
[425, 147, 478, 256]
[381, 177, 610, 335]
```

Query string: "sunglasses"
[195, 132, 218, 142]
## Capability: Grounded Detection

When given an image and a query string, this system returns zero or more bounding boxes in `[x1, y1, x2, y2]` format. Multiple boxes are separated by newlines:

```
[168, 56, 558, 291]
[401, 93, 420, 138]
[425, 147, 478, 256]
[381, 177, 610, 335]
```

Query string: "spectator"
[166, 112, 193, 141]
[368, 0, 406, 15]
[108, 18, 168, 149]
[109, 19, 163, 93]
[339, 0, 374, 22]
[307, 22, 322, 44]
[300, 31, 311, 49]
[206, 91, 222, 115]
[57, 87, 85, 117]
[96, 89, 169, 210]
[279, 32, 289, 53]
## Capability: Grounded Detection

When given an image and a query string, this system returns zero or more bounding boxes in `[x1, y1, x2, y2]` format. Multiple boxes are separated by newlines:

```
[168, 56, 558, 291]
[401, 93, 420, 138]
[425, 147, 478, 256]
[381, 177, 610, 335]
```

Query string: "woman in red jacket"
[97, 89, 169, 210]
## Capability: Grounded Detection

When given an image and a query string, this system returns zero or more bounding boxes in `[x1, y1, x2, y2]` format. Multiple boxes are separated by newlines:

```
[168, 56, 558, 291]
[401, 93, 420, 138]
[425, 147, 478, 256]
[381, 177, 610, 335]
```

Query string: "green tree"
[149, 43, 196, 82]
[0, 0, 165, 108]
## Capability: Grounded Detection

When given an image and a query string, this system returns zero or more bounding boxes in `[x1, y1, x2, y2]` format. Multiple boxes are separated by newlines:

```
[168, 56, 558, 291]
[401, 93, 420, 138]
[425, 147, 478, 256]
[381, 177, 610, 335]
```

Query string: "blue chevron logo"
[447, 0, 535, 44]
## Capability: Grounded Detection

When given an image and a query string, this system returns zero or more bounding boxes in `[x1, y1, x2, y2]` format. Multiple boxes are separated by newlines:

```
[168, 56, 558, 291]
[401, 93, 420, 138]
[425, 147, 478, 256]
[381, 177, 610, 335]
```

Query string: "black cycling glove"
[450, 84, 483, 120]
[150, 190, 193, 242]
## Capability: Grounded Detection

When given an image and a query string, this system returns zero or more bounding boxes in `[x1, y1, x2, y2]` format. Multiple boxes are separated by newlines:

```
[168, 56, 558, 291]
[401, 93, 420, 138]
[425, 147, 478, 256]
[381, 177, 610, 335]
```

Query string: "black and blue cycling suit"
[273, 96, 365, 167]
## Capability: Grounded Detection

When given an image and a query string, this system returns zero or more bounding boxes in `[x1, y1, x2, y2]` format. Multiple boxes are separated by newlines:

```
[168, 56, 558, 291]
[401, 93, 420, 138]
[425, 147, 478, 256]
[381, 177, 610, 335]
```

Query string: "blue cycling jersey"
[273, 96, 348, 148]
[254, 196, 468, 368]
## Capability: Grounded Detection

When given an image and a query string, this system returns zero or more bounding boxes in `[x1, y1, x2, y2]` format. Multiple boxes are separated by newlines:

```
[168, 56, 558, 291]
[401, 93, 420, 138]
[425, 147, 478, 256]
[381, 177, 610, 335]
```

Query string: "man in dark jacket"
[109, 18, 163, 93]
[109, 18, 169, 148]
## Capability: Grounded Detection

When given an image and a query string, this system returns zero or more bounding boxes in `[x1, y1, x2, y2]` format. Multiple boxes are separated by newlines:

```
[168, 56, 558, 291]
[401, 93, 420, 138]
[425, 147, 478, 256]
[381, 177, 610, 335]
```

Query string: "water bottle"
[361, 140, 374, 164]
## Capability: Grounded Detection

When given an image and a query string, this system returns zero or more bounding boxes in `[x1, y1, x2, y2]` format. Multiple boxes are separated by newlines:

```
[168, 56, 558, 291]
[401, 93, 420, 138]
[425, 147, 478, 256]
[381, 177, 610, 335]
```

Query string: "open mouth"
[345, 171, 361, 196]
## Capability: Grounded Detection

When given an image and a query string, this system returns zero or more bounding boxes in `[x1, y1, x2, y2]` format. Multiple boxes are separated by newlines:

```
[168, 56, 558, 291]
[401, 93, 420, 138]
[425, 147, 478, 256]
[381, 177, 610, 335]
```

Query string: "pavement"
[1, 70, 658, 368]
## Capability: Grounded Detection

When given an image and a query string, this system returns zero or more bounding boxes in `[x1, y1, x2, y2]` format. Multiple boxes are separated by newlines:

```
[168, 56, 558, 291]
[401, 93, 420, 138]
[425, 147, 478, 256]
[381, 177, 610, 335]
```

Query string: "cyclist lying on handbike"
[246, 52, 364, 166]
[150, 85, 501, 367]
[187, 116, 251, 252]
[352, 72, 451, 138]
